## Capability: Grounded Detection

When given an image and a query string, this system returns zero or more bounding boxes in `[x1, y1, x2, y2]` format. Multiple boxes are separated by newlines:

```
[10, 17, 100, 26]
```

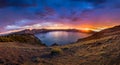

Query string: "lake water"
[35, 31, 90, 46]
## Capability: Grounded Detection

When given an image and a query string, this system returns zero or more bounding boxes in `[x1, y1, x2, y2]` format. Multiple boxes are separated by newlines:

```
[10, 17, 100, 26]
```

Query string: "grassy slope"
[0, 26, 120, 65]
[1, 33, 119, 65]
[0, 42, 48, 65]
[0, 34, 44, 46]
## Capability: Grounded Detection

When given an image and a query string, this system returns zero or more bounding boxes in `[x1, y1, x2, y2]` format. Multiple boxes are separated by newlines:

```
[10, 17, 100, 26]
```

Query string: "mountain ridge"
[11, 28, 96, 35]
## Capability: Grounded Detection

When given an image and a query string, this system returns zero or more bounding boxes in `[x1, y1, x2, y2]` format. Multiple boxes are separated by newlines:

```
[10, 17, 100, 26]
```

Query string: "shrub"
[51, 48, 63, 55]
[62, 46, 69, 50]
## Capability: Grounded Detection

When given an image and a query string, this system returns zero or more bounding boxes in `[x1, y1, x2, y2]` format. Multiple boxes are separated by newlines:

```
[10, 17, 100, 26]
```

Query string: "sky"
[0, 0, 120, 33]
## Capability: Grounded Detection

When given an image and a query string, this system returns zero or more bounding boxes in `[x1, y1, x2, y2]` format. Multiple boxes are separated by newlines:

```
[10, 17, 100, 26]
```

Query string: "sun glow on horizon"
[0, 23, 116, 35]
[77, 26, 111, 32]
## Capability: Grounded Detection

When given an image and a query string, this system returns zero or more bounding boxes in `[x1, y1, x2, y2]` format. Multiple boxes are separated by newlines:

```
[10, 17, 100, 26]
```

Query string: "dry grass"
[0, 34, 119, 65]
[0, 34, 44, 46]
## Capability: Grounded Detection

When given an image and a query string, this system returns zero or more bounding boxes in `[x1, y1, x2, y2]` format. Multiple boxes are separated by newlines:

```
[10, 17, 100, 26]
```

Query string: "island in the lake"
[0, 25, 120, 65]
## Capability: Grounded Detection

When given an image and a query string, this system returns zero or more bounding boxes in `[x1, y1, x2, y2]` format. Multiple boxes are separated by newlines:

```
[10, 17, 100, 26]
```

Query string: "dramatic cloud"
[0, 0, 119, 32]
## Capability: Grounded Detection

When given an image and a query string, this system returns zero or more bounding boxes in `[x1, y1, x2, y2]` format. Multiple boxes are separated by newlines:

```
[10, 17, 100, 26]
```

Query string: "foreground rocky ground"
[0, 25, 120, 65]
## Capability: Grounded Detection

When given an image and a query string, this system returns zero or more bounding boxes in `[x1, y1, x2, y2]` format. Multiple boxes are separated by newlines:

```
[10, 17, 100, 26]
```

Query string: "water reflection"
[35, 31, 89, 46]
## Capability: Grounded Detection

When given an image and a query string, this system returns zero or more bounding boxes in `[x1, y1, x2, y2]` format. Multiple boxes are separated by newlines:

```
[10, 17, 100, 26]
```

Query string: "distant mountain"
[11, 28, 96, 35]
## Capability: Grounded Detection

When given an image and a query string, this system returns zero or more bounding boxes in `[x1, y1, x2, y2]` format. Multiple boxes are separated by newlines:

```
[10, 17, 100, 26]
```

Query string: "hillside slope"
[77, 25, 120, 42]
[0, 34, 45, 46]
[0, 25, 120, 65]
